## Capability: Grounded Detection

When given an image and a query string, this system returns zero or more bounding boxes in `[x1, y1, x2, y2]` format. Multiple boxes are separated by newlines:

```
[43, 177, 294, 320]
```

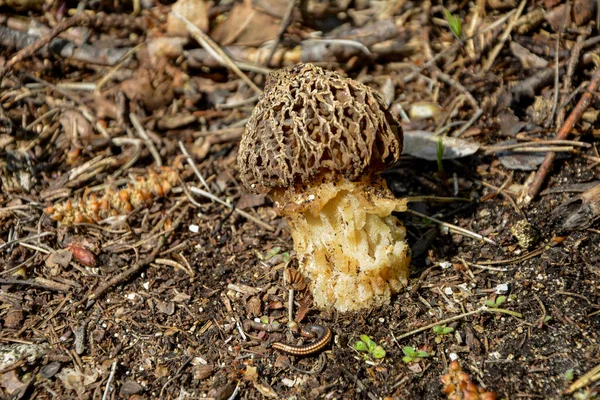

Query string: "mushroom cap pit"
[237, 63, 403, 193]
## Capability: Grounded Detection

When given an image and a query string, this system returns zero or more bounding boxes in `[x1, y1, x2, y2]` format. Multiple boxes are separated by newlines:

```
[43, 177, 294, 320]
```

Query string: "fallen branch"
[520, 64, 600, 205]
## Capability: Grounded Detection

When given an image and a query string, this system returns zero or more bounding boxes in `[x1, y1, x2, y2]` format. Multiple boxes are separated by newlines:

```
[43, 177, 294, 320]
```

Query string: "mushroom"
[237, 63, 410, 312]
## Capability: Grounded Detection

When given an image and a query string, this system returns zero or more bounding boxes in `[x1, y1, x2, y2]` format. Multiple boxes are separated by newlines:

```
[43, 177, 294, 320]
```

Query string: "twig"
[403, 8, 518, 82]
[521, 64, 600, 205]
[0, 232, 55, 251]
[86, 203, 188, 305]
[171, 10, 263, 95]
[547, 0, 570, 128]
[556, 34, 586, 128]
[394, 306, 523, 341]
[102, 361, 118, 400]
[484, 139, 590, 154]
[394, 309, 482, 340]
[481, 0, 527, 73]
[264, 0, 296, 67]
[130, 113, 162, 167]
[406, 209, 496, 246]
[188, 186, 273, 231]
[2, 13, 90, 76]
[565, 362, 600, 394]
[178, 141, 210, 192]
[476, 245, 546, 265]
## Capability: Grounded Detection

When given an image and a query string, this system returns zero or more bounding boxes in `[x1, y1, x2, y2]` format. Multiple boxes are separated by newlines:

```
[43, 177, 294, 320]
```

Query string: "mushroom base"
[274, 176, 410, 312]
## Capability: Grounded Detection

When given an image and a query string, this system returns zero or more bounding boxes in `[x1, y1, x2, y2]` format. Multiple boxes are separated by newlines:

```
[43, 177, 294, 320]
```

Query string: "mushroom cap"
[237, 63, 403, 193]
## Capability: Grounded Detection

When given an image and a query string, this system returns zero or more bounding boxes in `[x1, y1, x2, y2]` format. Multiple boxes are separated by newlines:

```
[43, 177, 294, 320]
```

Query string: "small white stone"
[495, 284, 509, 294]
[143, 282, 150, 290]
[444, 287, 453, 295]
[282, 378, 296, 387]
[440, 261, 452, 269]
[189, 224, 199, 233]
[449, 353, 458, 361]
[127, 293, 137, 300]
[379, 317, 385, 323]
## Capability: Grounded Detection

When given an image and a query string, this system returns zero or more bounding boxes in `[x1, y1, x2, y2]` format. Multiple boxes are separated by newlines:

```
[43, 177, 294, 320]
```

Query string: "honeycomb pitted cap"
[237, 63, 403, 193]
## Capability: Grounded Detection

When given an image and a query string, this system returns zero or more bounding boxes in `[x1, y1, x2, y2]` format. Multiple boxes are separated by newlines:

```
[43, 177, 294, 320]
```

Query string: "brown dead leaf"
[45, 249, 73, 269]
[510, 42, 548, 69]
[245, 296, 262, 317]
[210, 3, 280, 46]
[167, 0, 209, 36]
[545, 3, 572, 31]
[244, 365, 258, 382]
[147, 37, 188, 63]
[573, 0, 596, 26]
[59, 110, 93, 140]
[120, 68, 174, 112]
[0, 369, 27, 397]
[192, 363, 213, 381]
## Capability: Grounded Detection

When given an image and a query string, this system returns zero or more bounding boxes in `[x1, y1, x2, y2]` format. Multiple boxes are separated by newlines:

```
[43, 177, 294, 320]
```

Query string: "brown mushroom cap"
[237, 63, 403, 193]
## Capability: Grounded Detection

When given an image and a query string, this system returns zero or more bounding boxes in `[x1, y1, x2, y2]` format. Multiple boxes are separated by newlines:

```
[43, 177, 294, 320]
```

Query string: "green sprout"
[564, 369, 574, 382]
[485, 295, 507, 309]
[265, 246, 290, 261]
[402, 347, 430, 364]
[443, 8, 462, 40]
[432, 324, 454, 343]
[353, 335, 386, 359]
[437, 136, 444, 173]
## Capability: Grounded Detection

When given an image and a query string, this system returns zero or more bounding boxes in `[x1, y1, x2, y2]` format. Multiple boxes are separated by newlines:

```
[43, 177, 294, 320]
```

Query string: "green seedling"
[402, 346, 429, 363]
[432, 324, 454, 343]
[564, 369, 574, 382]
[443, 8, 462, 40]
[437, 136, 444, 173]
[353, 335, 386, 360]
[265, 247, 290, 261]
[485, 295, 507, 309]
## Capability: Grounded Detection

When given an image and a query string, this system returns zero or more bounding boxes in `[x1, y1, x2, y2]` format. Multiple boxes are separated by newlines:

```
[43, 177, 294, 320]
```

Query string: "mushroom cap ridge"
[238, 63, 403, 193]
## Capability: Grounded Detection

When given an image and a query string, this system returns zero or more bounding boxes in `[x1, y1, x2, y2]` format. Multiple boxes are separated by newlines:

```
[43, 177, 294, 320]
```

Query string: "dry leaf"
[167, 0, 208, 36]
[510, 42, 548, 69]
[402, 130, 479, 160]
[210, 3, 280, 46]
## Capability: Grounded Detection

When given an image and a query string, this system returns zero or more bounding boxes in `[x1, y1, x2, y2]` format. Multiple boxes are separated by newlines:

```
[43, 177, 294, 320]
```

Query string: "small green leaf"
[564, 369, 574, 382]
[360, 335, 377, 352]
[402, 347, 416, 357]
[402, 355, 414, 363]
[265, 247, 281, 259]
[260, 316, 269, 324]
[281, 252, 290, 262]
[433, 325, 454, 335]
[372, 346, 386, 359]
[416, 351, 430, 358]
[496, 295, 507, 306]
[544, 316, 552, 323]
[353, 341, 368, 352]
[437, 136, 444, 173]
[443, 8, 462, 39]
[485, 299, 496, 308]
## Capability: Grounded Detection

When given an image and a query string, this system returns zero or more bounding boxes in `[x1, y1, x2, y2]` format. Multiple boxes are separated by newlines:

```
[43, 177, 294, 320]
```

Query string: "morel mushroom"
[237, 63, 410, 312]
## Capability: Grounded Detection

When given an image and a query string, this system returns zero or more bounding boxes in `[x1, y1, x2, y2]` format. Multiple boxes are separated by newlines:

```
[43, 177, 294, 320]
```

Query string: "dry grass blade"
[171, 10, 263, 95]
[565, 363, 600, 394]
[406, 209, 496, 246]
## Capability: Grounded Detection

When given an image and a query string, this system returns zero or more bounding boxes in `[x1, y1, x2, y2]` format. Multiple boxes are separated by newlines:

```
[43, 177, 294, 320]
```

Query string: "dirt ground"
[1, 0, 600, 399]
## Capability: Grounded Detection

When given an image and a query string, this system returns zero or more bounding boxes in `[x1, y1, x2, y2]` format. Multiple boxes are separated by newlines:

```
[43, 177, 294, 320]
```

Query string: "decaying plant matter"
[45, 167, 179, 225]
[238, 63, 410, 312]
[442, 361, 497, 400]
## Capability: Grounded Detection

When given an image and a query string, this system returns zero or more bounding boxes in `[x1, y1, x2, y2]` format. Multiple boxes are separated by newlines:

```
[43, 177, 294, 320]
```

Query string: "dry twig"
[521, 65, 600, 205]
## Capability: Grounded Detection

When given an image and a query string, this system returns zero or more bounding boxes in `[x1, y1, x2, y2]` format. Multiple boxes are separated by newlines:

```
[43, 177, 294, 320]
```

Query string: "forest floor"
[1, 0, 600, 399]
